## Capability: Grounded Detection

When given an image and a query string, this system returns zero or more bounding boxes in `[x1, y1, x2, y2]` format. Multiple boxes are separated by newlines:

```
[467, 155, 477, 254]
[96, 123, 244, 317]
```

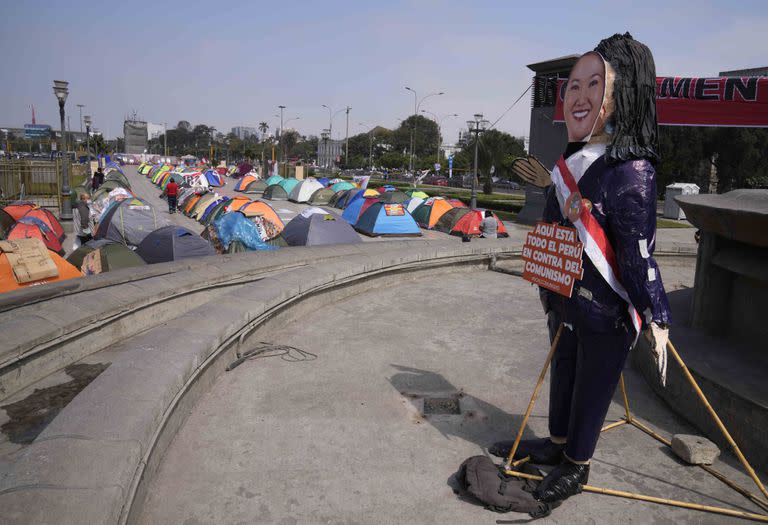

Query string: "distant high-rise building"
[231, 126, 258, 140]
[124, 120, 148, 154]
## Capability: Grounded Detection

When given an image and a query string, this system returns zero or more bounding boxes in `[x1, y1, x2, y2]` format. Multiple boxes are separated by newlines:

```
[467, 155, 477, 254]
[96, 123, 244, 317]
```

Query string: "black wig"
[595, 32, 660, 164]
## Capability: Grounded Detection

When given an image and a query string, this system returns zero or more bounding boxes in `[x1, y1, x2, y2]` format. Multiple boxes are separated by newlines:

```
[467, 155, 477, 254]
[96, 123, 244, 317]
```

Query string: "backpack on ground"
[455, 455, 559, 518]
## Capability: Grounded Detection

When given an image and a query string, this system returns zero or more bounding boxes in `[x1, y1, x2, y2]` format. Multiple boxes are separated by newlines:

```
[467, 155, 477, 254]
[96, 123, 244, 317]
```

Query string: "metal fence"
[0, 159, 86, 213]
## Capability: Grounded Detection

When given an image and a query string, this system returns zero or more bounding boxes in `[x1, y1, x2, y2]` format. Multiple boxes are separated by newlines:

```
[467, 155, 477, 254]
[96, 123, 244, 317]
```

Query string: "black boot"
[488, 437, 564, 465]
[533, 460, 590, 503]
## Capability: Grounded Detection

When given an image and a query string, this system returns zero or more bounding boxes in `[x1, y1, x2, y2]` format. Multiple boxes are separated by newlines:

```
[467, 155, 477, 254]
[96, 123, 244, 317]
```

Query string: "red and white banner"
[553, 77, 768, 127]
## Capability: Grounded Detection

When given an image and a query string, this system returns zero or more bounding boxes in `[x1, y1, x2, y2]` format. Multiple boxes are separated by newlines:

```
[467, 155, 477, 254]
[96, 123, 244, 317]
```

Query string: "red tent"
[20, 208, 64, 241]
[8, 222, 64, 254]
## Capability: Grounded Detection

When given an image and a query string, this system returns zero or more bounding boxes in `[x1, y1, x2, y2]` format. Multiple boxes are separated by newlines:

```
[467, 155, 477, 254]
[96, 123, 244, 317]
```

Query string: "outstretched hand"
[511, 156, 552, 188]
[643, 323, 669, 387]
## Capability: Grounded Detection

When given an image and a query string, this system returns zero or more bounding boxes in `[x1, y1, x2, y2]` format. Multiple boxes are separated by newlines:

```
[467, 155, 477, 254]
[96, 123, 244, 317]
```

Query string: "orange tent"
[411, 198, 455, 229]
[3, 202, 37, 221]
[226, 197, 252, 212]
[238, 201, 285, 231]
[183, 194, 203, 215]
[235, 175, 259, 192]
[0, 250, 82, 294]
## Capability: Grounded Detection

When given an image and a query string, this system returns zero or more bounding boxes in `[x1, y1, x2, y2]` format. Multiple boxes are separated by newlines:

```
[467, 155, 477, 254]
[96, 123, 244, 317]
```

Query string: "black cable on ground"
[226, 342, 317, 371]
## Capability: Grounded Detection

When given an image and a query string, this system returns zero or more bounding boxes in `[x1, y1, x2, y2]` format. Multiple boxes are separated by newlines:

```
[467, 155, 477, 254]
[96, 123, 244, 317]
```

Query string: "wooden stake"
[504, 323, 563, 470]
[667, 340, 768, 502]
[503, 469, 768, 523]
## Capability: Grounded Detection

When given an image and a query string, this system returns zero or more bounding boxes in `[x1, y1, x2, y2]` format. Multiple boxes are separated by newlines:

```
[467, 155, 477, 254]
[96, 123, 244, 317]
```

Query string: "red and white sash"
[550, 144, 642, 335]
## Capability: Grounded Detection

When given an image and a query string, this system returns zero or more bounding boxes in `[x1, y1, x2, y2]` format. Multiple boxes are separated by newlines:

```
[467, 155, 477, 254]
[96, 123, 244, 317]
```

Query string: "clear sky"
[2, 0, 766, 142]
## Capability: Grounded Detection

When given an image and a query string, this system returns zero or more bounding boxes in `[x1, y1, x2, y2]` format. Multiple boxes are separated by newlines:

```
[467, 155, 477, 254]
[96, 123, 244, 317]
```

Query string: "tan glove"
[644, 322, 669, 387]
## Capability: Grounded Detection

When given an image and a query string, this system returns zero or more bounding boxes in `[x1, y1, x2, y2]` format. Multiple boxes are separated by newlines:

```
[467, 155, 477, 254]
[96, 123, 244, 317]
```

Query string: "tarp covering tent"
[406, 197, 425, 214]
[95, 198, 170, 247]
[262, 184, 289, 200]
[341, 196, 379, 225]
[411, 197, 454, 229]
[137, 225, 215, 264]
[354, 202, 422, 237]
[235, 175, 259, 192]
[435, 208, 509, 238]
[330, 181, 355, 193]
[0, 244, 81, 294]
[0, 209, 15, 239]
[289, 178, 325, 203]
[206, 212, 278, 252]
[375, 190, 409, 204]
[237, 162, 253, 177]
[307, 187, 336, 205]
[281, 207, 362, 247]
[237, 201, 285, 232]
[80, 242, 147, 274]
[405, 189, 429, 199]
[8, 221, 64, 254]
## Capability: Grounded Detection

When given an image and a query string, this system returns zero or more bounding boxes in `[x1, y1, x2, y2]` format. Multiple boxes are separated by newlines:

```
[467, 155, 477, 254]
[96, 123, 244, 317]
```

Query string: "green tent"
[104, 170, 131, 189]
[405, 189, 429, 199]
[68, 242, 146, 272]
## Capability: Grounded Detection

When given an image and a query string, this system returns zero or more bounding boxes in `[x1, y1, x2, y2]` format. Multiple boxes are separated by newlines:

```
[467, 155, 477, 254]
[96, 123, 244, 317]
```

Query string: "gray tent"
[281, 208, 362, 247]
[95, 198, 171, 247]
[136, 225, 215, 264]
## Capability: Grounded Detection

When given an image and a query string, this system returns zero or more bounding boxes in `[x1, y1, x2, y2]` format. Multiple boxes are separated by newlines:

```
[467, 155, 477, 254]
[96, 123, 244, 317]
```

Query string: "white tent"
[288, 178, 325, 203]
[406, 197, 424, 214]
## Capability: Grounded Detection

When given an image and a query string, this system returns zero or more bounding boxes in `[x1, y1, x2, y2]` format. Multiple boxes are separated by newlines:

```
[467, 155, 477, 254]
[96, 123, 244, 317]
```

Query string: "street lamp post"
[277, 105, 285, 175]
[466, 113, 489, 210]
[421, 110, 458, 167]
[53, 80, 72, 220]
[404, 87, 444, 173]
[344, 106, 351, 165]
[321, 105, 349, 169]
[83, 115, 92, 181]
[163, 122, 168, 157]
[358, 123, 375, 169]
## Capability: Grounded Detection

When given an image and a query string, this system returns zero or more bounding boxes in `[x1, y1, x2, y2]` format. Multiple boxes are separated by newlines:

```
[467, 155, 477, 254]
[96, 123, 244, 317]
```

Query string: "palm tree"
[258, 122, 269, 140]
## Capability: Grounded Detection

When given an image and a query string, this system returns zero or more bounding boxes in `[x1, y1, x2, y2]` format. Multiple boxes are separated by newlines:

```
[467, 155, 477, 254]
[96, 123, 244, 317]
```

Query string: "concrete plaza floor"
[137, 270, 760, 524]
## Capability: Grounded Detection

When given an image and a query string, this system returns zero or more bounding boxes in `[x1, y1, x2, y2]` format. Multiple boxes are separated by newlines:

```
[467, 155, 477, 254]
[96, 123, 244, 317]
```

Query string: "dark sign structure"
[24, 124, 51, 139]
[124, 119, 148, 154]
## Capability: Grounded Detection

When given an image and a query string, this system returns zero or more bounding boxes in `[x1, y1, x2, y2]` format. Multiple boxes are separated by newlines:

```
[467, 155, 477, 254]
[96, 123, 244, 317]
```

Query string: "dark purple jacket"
[541, 154, 671, 332]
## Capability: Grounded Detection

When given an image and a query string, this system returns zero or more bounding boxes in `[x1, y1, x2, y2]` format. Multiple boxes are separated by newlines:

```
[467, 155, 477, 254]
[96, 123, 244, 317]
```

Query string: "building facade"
[317, 138, 343, 169]
[231, 126, 258, 140]
[124, 120, 148, 154]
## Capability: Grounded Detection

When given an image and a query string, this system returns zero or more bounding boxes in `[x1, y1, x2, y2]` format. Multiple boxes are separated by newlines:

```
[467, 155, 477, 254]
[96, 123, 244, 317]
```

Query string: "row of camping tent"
[234, 174, 358, 204]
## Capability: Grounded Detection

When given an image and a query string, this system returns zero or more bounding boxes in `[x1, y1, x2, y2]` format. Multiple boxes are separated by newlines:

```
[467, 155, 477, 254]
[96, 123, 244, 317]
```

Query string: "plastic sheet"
[213, 212, 278, 252]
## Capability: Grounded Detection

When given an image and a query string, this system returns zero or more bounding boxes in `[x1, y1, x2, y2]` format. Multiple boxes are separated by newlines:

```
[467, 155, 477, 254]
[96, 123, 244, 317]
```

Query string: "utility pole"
[344, 106, 351, 164]
[466, 113, 489, 210]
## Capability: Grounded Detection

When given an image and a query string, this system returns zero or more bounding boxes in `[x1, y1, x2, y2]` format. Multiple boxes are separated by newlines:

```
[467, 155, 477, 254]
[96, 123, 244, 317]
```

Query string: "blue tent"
[342, 196, 377, 225]
[317, 177, 331, 187]
[204, 169, 224, 187]
[354, 202, 421, 237]
[200, 197, 226, 223]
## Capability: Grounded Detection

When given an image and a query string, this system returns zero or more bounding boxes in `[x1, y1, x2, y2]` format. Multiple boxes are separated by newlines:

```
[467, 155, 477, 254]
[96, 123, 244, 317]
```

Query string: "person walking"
[164, 177, 179, 214]
[91, 167, 104, 191]
[479, 210, 498, 238]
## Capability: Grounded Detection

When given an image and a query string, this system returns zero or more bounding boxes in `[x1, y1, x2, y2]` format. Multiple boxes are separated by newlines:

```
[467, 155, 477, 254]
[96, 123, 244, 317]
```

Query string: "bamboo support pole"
[511, 456, 530, 468]
[601, 419, 628, 432]
[630, 418, 768, 512]
[503, 323, 563, 470]
[503, 469, 768, 523]
[619, 373, 632, 422]
[667, 340, 768, 502]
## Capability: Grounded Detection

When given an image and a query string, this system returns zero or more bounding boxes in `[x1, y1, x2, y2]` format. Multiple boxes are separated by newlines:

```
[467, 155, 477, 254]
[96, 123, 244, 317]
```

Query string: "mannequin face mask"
[564, 52, 609, 143]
